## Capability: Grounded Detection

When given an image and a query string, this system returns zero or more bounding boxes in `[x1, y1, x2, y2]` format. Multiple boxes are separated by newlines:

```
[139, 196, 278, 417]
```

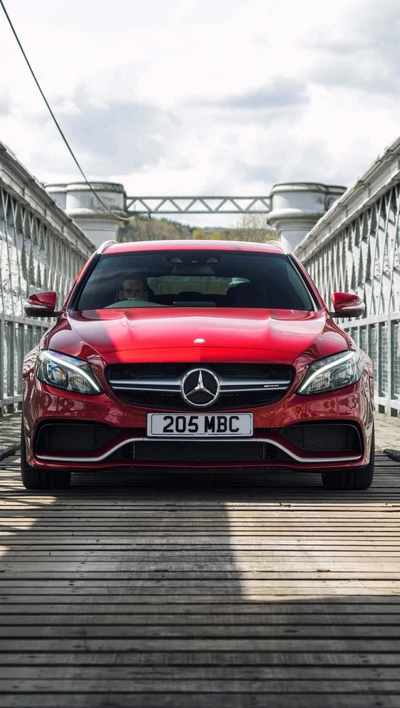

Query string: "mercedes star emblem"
[181, 368, 220, 408]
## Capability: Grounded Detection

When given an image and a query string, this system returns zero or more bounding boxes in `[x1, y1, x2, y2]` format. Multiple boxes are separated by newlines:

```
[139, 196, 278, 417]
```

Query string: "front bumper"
[23, 373, 374, 471]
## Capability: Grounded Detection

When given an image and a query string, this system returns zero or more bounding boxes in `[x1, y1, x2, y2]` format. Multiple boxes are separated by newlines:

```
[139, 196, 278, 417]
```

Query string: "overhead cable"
[0, 0, 130, 223]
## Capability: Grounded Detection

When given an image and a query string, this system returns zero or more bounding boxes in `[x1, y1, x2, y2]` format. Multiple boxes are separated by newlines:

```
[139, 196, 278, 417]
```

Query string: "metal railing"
[295, 136, 400, 414]
[0, 315, 48, 415]
[0, 142, 94, 415]
[345, 312, 400, 414]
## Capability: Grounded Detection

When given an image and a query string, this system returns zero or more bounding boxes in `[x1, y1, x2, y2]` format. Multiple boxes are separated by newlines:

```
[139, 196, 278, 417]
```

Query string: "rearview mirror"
[331, 292, 365, 318]
[24, 292, 59, 318]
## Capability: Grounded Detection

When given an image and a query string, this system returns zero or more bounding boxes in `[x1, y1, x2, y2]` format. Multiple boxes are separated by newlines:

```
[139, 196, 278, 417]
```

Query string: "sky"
[1, 0, 400, 226]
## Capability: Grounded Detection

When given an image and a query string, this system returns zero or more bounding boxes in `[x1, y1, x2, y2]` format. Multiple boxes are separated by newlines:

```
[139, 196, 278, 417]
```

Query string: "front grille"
[106, 363, 292, 380]
[106, 363, 294, 411]
[281, 423, 362, 453]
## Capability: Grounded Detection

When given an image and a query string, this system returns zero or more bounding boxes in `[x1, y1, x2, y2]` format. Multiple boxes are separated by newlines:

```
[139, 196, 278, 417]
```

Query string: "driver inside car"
[118, 276, 149, 302]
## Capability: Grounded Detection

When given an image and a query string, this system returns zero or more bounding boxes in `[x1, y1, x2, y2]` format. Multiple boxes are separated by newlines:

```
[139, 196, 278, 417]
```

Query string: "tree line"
[118, 214, 278, 243]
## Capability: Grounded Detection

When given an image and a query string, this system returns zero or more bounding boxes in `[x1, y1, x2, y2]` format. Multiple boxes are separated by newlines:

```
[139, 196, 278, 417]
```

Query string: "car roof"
[102, 239, 287, 255]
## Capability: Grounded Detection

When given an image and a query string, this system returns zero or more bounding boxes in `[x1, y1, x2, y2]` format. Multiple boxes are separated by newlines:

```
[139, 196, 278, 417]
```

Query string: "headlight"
[36, 350, 102, 395]
[297, 350, 362, 395]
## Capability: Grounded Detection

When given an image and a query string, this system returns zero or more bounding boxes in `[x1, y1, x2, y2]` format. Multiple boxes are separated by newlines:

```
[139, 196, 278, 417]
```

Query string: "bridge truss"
[125, 196, 271, 216]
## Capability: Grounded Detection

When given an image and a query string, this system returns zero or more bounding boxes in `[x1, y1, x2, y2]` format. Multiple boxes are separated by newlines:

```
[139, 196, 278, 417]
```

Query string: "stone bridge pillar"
[268, 182, 347, 251]
[45, 182, 128, 248]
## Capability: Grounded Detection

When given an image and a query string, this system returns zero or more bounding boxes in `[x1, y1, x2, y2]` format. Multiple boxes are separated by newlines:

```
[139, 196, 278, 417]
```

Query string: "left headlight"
[36, 350, 102, 395]
[297, 350, 363, 395]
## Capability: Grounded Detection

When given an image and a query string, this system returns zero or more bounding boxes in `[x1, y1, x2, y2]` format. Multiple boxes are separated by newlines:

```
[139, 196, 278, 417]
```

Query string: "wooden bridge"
[1, 453, 400, 707]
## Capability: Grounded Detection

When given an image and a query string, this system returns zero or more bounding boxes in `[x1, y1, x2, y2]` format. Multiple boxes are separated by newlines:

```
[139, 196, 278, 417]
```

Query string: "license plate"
[147, 413, 253, 437]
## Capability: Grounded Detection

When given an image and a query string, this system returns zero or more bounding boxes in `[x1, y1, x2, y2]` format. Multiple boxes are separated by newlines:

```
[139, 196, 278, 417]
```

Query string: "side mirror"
[24, 292, 59, 318]
[330, 292, 365, 318]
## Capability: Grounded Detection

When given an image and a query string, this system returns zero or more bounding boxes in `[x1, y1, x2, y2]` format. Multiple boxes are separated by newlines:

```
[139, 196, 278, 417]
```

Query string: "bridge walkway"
[0, 451, 400, 707]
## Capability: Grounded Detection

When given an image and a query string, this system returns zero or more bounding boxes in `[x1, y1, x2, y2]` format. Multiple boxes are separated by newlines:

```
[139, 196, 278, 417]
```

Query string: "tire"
[322, 429, 374, 491]
[20, 422, 71, 490]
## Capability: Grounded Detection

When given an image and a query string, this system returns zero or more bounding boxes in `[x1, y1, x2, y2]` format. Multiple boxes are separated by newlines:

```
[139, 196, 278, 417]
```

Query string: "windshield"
[75, 250, 315, 311]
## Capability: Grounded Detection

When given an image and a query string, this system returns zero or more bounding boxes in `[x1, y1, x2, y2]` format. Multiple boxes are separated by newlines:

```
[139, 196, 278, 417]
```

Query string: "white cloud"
[169, 0, 199, 24]
[1, 0, 399, 226]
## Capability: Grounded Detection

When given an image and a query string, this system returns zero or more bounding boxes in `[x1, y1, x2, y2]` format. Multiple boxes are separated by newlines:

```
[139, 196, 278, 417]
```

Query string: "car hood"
[44, 308, 351, 366]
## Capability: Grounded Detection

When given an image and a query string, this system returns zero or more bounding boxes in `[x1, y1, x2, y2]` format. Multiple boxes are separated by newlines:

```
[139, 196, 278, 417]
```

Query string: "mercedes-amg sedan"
[21, 240, 374, 490]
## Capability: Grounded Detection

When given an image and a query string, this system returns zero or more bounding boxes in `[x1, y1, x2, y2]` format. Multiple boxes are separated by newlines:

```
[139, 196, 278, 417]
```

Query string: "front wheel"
[322, 430, 374, 491]
[20, 422, 71, 490]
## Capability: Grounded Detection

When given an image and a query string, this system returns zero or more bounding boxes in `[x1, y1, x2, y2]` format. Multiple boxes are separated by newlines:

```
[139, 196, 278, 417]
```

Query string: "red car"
[22, 239, 374, 491]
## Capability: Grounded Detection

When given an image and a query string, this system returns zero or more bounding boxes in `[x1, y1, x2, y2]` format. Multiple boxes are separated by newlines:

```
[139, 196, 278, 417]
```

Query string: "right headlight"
[297, 350, 363, 395]
[36, 350, 102, 395]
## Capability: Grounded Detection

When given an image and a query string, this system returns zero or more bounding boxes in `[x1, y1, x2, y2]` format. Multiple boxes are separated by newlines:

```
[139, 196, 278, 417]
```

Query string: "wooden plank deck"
[0, 454, 400, 707]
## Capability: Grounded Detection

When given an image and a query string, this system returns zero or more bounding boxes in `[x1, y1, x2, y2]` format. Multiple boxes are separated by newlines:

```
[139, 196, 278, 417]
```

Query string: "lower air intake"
[281, 423, 362, 453]
[133, 441, 290, 463]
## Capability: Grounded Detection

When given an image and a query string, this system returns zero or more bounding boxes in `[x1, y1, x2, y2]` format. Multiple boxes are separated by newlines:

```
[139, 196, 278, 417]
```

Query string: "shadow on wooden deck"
[0, 456, 399, 707]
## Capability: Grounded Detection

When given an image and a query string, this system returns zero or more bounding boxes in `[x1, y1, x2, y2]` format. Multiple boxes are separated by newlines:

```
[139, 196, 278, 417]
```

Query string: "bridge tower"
[267, 183, 347, 251]
[45, 182, 128, 248]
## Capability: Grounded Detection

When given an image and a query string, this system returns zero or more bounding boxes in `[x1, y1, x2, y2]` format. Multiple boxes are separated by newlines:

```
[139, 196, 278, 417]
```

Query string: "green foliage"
[226, 214, 279, 242]
[118, 216, 193, 243]
[118, 214, 279, 244]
